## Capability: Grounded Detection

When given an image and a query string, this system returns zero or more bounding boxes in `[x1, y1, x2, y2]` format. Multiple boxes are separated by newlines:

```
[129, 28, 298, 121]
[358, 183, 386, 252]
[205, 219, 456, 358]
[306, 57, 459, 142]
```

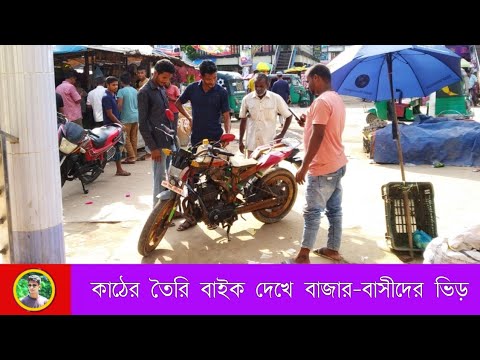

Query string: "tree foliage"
[181, 45, 199, 60]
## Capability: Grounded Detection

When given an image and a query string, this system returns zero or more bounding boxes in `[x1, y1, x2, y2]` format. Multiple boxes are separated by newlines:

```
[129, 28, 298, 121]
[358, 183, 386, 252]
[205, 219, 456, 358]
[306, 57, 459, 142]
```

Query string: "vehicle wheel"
[78, 157, 107, 185]
[61, 168, 67, 187]
[299, 100, 309, 108]
[252, 168, 297, 224]
[60, 160, 70, 187]
[366, 113, 378, 124]
[138, 199, 176, 257]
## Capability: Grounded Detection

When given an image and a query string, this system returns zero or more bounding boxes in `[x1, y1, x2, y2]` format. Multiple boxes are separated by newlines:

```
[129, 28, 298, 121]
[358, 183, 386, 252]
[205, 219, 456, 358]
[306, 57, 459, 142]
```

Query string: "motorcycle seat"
[90, 126, 117, 148]
[230, 155, 257, 168]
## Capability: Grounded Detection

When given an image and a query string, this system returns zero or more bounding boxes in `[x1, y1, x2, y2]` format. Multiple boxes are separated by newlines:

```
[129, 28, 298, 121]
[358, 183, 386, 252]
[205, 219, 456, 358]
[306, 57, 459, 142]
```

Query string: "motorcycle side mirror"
[165, 109, 174, 122]
[220, 133, 235, 143]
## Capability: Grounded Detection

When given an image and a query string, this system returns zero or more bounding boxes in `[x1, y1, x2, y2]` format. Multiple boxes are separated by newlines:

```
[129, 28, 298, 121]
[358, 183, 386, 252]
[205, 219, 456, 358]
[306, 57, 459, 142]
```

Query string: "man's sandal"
[177, 219, 197, 231]
[173, 211, 183, 220]
[312, 247, 349, 263]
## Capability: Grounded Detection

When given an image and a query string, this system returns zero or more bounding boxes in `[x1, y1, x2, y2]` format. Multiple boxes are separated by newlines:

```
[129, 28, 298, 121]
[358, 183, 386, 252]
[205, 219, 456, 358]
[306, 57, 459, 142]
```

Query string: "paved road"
[58, 97, 480, 264]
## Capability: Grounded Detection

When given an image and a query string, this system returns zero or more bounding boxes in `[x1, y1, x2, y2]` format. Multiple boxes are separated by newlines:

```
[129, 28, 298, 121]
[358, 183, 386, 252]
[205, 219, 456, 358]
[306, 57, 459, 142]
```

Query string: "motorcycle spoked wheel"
[78, 157, 108, 185]
[251, 167, 297, 224]
[138, 198, 177, 257]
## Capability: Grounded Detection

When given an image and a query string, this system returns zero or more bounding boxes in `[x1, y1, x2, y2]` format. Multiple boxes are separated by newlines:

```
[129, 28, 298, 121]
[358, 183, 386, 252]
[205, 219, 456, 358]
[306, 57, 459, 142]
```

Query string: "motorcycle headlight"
[59, 137, 79, 154]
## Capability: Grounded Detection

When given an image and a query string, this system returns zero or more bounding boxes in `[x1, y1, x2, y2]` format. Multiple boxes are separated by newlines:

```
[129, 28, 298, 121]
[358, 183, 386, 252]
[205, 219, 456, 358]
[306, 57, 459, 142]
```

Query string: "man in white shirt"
[238, 73, 292, 156]
[466, 69, 479, 106]
[86, 77, 106, 127]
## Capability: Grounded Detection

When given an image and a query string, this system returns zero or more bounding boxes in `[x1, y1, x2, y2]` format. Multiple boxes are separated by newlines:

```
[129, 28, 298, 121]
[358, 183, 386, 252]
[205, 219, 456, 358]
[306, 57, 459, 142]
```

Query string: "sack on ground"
[447, 224, 480, 251]
[423, 236, 480, 264]
[177, 118, 191, 147]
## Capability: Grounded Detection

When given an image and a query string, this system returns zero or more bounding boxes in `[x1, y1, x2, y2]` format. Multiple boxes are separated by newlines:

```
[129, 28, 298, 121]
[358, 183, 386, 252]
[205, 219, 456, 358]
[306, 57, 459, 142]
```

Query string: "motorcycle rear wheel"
[138, 199, 176, 257]
[78, 157, 108, 185]
[252, 168, 297, 224]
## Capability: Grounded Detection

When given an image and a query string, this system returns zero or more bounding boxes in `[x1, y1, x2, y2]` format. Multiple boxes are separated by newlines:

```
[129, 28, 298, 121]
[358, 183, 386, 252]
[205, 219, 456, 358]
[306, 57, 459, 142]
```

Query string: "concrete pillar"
[0, 45, 65, 263]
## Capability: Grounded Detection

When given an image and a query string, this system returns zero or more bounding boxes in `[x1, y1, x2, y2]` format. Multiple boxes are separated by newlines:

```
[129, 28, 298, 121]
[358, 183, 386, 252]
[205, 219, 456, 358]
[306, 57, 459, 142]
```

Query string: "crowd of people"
[56, 59, 350, 264]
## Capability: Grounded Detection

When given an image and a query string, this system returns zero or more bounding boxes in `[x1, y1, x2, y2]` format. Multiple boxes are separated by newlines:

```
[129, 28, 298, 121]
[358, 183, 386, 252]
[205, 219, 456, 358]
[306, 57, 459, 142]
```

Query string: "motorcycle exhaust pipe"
[236, 197, 281, 214]
[77, 163, 104, 174]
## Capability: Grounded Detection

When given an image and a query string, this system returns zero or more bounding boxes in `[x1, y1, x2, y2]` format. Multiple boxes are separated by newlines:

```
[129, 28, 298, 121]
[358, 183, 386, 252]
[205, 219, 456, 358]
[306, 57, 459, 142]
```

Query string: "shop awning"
[192, 58, 216, 65]
[53, 45, 88, 54]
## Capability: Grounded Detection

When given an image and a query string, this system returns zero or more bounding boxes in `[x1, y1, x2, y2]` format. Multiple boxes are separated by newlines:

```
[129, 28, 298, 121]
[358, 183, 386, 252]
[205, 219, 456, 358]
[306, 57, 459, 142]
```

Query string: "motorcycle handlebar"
[155, 124, 175, 136]
[57, 112, 67, 125]
[208, 145, 234, 157]
[155, 124, 180, 150]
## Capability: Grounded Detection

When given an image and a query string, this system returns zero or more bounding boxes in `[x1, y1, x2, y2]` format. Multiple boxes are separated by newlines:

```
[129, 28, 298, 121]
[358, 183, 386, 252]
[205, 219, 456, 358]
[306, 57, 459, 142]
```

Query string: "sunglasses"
[28, 284, 38, 288]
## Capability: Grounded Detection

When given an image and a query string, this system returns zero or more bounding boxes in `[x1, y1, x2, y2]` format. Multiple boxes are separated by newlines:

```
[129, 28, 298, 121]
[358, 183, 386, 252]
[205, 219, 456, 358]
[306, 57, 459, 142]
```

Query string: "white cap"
[276, 71, 283, 76]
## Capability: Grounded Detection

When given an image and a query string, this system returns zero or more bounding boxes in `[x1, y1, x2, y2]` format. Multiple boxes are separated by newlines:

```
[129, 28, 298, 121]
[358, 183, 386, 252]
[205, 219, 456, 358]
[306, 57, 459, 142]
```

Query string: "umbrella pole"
[387, 54, 414, 259]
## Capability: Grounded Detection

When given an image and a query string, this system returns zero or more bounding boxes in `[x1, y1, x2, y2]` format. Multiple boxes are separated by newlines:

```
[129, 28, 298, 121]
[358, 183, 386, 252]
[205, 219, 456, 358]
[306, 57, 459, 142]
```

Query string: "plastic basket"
[381, 182, 437, 252]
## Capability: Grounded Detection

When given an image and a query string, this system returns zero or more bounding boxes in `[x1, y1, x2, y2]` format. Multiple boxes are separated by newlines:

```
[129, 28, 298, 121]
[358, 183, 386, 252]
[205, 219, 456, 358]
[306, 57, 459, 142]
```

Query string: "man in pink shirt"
[56, 70, 83, 126]
[287, 64, 348, 264]
[165, 81, 180, 133]
[165, 81, 181, 169]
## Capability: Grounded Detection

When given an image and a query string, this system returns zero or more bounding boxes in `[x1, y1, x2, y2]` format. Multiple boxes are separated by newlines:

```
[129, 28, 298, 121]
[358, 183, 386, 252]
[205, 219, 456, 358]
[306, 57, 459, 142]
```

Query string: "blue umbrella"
[328, 45, 462, 102]
[328, 45, 462, 179]
[328, 45, 462, 256]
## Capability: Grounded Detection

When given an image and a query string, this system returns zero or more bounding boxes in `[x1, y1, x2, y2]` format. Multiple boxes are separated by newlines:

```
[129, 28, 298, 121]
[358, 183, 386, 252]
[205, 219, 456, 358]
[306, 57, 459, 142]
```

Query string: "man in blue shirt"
[271, 71, 290, 127]
[117, 72, 139, 164]
[102, 76, 130, 176]
[175, 60, 231, 147]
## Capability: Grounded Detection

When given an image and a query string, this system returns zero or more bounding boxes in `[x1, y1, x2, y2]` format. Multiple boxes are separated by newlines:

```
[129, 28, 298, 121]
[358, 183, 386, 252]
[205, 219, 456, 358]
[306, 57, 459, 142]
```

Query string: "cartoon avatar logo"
[355, 74, 370, 88]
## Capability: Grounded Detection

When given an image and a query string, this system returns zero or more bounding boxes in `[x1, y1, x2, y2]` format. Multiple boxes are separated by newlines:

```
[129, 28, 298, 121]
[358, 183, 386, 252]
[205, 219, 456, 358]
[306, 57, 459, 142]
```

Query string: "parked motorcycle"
[137, 122, 301, 257]
[57, 113, 123, 194]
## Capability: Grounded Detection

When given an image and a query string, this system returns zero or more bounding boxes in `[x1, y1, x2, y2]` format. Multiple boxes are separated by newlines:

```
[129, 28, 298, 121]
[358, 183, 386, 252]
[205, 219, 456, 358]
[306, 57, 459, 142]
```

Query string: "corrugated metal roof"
[53, 45, 197, 69]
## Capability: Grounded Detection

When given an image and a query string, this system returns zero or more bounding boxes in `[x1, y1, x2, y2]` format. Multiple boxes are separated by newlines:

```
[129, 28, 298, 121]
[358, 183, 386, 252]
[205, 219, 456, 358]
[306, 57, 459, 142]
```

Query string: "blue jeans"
[112, 143, 123, 161]
[301, 165, 346, 251]
[152, 156, 167, 207]
[165, 143, 177, 170]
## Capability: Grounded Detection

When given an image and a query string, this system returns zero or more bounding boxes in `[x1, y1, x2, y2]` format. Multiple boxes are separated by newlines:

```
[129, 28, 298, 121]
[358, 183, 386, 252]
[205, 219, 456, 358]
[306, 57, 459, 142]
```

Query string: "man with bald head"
[238, 72, 292, 156]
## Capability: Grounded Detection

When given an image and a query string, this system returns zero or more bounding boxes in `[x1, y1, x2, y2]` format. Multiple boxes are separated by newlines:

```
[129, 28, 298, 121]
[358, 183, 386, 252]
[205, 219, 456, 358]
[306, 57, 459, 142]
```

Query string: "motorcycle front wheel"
[60, 157, 71, 187]
[138, 198, 177, 257]
[252, 167, 297, 224]
[78, 157, 108, 185]
[61, 165, 67, 187]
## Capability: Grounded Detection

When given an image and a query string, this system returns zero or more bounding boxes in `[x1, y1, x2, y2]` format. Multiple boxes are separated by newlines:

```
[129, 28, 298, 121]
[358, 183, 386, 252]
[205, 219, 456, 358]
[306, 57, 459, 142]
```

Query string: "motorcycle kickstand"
[80, 180, 89, 194]
[226, 225, 231, 242]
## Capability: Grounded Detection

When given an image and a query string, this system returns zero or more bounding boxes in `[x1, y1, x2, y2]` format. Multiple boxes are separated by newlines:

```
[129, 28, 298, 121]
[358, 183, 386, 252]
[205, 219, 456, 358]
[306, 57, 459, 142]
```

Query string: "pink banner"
[192, 45, 232, 56]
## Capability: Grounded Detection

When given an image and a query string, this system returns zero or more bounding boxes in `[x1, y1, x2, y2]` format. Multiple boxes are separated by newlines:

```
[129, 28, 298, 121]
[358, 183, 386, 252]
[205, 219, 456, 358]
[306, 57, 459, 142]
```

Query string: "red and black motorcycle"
[57, 113, 123, 194]
[137, 118, 301, 256]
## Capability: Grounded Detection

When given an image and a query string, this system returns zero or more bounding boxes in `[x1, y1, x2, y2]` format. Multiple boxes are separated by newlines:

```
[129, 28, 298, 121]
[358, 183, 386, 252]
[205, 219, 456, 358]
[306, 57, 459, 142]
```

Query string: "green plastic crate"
[381, 182, 437, 252]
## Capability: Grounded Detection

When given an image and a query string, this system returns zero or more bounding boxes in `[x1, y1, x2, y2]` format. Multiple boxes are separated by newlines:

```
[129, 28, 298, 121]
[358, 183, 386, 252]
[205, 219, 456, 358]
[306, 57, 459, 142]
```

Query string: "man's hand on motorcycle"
[239, 142, 245, 154]
[273, 134, 283, 142]
[295, 164, 308, 185]
[297, 114, 306, 127]
[151, 149, 162, 162]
